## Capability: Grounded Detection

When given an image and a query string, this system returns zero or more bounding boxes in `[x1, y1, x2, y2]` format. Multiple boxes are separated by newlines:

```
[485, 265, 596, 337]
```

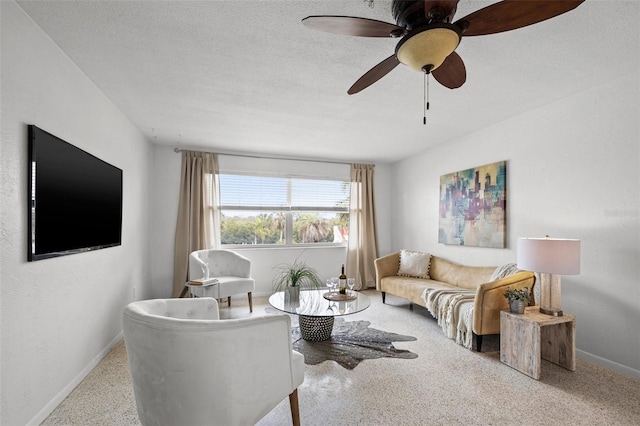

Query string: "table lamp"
[517, 237, 581, 316]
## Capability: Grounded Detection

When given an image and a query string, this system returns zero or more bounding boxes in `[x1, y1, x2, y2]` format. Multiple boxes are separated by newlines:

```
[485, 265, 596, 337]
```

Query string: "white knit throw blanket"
[421, 288, 476, 349]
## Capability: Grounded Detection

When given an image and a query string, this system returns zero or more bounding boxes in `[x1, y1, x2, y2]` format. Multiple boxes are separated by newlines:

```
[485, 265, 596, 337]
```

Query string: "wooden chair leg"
[289, 389, 300, 426]
[248, 292, 253, 313]
[178, 286, 189, 298]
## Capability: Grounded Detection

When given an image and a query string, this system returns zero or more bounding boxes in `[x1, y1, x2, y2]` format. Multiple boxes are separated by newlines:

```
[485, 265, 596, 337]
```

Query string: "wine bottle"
[339, 264, 347, 294]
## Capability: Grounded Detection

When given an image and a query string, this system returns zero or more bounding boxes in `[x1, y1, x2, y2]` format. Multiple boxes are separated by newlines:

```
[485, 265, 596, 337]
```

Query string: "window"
[219, 174, 350, 246]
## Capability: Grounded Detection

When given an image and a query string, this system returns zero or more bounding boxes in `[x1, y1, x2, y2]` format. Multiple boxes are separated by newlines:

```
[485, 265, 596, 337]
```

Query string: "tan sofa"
[374, 251, 536, 351]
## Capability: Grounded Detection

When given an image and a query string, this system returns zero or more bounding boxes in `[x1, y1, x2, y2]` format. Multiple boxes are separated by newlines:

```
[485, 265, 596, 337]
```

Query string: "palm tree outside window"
[218, 174, 350, 247]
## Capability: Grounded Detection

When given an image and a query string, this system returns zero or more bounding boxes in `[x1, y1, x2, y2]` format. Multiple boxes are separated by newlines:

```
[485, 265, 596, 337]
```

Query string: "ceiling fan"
[302, 0, 585, 94]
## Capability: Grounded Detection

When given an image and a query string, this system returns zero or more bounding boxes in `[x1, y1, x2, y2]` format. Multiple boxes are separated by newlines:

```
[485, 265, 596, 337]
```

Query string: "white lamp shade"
[517, 238, 581, 275]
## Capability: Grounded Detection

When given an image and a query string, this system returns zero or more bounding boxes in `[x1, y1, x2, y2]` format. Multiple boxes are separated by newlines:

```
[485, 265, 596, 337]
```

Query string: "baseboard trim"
[27, 332, 124, 426]
[577, 349, 640, 380]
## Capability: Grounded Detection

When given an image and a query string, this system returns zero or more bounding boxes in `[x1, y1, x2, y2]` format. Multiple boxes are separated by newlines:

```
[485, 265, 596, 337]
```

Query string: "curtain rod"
[173, 147, 370, 166]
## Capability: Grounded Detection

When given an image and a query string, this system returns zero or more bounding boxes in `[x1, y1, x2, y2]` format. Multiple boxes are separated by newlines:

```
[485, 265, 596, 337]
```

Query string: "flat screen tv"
[28, 125, 123, 261]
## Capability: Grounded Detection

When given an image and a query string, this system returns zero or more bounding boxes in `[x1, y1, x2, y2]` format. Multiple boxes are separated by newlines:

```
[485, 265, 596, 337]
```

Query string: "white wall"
[151, 147, 392, 298]
[0, 2, 152, 424]
[390, 73, 640, 377]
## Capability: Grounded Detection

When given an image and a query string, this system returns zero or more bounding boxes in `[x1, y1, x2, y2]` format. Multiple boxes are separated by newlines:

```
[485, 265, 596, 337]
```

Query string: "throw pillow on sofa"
[489, 263, 520, 281]
[397, 249, 431, 279]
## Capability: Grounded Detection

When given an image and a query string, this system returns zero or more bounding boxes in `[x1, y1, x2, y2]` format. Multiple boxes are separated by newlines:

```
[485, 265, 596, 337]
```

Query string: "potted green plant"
[272, 259, 323, 302]
[503, 286, 531, 314]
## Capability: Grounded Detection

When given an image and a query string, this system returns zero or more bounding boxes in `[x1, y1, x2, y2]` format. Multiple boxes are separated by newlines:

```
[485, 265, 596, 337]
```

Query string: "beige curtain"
[346, 164, 378, 290]
[172, 151, 221, 297]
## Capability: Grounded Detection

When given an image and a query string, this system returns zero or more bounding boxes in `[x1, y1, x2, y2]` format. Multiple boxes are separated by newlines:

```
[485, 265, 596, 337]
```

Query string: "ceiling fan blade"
[424, 0, 460, 22]
[455, 0, 585, 37]
[302, 16, 405, 37]
[348, 55, 400, 95]
[431, 51, 466, 89]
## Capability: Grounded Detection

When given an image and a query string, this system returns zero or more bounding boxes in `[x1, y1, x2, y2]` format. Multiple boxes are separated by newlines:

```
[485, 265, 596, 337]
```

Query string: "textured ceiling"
[17, 0, 640, 163]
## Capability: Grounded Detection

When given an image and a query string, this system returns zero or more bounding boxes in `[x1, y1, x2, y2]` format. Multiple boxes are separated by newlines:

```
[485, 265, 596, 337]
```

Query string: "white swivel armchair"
[188, 249, 255, 312]
[123, 297, 305, 426]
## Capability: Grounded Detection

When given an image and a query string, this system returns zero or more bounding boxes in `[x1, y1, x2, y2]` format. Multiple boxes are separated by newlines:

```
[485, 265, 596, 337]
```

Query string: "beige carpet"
[42, 290, 640, 425]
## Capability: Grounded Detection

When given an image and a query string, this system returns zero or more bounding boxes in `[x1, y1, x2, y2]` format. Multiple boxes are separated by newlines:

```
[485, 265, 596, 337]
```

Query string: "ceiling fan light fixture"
[396, 26, 461, 72]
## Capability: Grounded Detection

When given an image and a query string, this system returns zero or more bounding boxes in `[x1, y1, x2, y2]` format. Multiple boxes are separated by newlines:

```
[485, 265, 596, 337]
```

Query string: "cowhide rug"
[266, 308, 418, 370]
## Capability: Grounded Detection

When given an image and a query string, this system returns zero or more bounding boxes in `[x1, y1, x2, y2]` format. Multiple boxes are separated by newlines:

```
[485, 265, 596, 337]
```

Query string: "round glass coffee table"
[268, 289, 371, 341]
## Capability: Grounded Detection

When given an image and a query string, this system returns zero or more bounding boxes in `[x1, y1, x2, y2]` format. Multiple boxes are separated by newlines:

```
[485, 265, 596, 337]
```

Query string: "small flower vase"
[509, 299, 526, 314]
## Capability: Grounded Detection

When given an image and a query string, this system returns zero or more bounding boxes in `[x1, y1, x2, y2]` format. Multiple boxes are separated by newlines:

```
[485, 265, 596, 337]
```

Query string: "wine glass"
[330, 277, 339, 293]
[347, 278, 356, 294]
[325, 279, 334, 294]
[326, 302, 336, 314]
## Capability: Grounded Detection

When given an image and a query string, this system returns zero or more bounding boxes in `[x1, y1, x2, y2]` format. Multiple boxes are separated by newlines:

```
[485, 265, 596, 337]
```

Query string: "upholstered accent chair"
[188, 249, 255, 312]
[122, 297, 304, 426]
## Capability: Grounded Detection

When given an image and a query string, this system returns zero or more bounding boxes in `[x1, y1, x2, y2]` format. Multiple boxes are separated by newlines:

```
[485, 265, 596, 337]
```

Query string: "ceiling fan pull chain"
[423, 72, 430, 125]
[423, 72, 426, 124]
[427, 72, 430, 111]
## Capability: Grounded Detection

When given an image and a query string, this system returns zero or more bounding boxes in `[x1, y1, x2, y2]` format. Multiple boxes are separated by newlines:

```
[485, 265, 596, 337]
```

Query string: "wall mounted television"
[28, 125, 123, 261]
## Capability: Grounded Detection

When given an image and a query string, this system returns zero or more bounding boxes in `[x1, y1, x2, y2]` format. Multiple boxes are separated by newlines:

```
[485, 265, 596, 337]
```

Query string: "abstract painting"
[439, 161, 506, 248]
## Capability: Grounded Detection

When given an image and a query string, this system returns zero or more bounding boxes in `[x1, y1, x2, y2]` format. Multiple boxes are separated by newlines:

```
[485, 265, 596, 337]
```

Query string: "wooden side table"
[500, 306, 576, 380]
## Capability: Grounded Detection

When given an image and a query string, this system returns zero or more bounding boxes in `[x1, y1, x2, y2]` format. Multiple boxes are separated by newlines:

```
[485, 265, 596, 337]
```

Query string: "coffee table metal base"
[299, 315, 334, 341]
